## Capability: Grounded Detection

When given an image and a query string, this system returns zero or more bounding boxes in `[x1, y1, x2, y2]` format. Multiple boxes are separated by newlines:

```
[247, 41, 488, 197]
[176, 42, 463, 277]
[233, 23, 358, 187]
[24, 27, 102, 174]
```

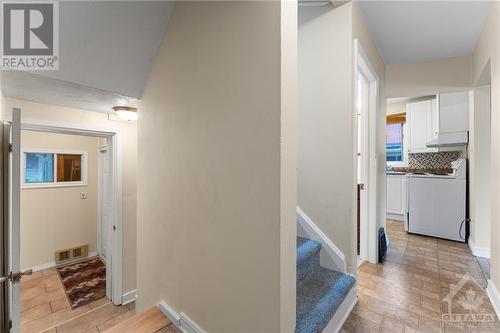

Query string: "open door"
[2, 108, 30, 332]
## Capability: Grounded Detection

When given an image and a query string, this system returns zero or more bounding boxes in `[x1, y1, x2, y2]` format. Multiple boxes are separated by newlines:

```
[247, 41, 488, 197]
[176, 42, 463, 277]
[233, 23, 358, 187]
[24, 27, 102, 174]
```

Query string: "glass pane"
[25, 153, 54, 183]
[57, 154, 82, 182]
[386, 123, 403, 162]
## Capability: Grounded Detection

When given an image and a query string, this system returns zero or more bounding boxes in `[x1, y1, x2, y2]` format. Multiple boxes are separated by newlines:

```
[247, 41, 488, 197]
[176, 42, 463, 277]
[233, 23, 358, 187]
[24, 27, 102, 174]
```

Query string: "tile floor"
[342, 220, 500, 333]
[20, 266, 134, 333]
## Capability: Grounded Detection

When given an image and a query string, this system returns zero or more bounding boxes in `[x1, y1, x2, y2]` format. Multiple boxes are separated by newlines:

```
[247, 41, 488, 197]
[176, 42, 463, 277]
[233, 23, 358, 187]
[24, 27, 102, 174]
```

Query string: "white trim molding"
[26, 251, 98, 272]
[122, 290, 137, 305]
[158, 301, 207, 333]
[323, 287, 357, 333]
[486, 280, 500, 320]
[468, 238, 491, 259]
[297, 207, 347, 273]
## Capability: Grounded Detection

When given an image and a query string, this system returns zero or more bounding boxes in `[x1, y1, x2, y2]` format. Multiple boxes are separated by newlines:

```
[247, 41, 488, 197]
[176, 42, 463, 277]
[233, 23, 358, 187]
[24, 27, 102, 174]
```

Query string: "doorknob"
[0, 269, 33, 283]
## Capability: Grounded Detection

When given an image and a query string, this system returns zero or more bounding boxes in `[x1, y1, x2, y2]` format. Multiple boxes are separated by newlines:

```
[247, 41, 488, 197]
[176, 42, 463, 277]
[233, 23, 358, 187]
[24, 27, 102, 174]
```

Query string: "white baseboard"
[158, 301, 180, 327]
[323, 286, 357, 333]
[486, 280, 500, 320]
[386, 213, 404, 221]
[468, 238, 491, 259]
[27, 251, 98, 272]
[297, 207, 347, 273]
[122, 289, 137, 305]
[158, 301, 207, 333]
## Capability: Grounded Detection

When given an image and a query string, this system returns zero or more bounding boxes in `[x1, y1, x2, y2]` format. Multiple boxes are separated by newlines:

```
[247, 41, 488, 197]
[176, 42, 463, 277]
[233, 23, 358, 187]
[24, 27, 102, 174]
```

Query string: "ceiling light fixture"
[112, 106, 138, 121]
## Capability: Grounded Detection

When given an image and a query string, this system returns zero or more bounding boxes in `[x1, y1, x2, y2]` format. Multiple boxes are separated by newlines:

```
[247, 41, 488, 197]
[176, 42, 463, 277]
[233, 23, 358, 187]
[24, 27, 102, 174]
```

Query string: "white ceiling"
[358, 1, 491, 65]
[2, 1, 175, 113]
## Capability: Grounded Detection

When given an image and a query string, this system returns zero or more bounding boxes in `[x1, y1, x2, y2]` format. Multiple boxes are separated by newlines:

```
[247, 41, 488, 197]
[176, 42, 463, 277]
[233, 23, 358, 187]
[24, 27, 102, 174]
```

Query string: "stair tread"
[296, 267, 355, 333]
[103, 306, 171, 333]
[297, 237, 321, 265]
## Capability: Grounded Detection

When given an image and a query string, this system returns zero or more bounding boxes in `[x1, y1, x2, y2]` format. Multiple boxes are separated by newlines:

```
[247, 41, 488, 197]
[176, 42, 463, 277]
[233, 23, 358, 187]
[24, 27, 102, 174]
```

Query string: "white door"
[98, 146, 110, 258]
[2, 108, 22, 332]
[98, 145, 113, 300]
[357, 71, 369, 261]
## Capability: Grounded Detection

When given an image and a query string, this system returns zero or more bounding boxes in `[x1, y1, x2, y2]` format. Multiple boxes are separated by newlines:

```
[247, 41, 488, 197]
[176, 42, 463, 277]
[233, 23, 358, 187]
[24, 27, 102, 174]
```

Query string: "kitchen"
[386, 91, 469, 243]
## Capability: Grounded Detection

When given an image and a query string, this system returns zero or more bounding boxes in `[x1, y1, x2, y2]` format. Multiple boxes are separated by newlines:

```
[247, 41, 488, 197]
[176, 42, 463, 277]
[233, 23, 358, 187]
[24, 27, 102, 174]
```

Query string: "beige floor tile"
[88, 296, 111, 309]
[96, 310, 135, 332]
[56, 303, 128, 333]
[355, 318, 381, 333]
[343, 220, 499, 333]
[21, 302, 52, 324]
[22, 305, 91, 333]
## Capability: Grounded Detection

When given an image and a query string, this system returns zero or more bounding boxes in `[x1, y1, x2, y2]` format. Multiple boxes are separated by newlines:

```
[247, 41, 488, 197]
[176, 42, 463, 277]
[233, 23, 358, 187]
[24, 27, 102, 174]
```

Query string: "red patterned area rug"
[57, 257, 106, 309]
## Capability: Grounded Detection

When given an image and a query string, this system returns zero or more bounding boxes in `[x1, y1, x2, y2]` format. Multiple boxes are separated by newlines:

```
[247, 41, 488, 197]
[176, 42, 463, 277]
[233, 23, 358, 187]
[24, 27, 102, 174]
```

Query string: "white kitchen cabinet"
[438, 91, 469, 133]
[407, 99, 438, 153]
[387, 174, 407, 217]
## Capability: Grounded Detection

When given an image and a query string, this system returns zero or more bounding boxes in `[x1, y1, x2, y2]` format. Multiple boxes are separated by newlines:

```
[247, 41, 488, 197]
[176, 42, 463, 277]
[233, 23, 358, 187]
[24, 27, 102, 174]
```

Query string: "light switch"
[80, 192, 87, 199]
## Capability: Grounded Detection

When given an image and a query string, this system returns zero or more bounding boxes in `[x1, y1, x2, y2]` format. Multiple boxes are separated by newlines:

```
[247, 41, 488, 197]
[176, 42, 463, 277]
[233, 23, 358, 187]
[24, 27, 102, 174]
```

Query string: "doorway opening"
[354, 39, 379, 265]
[6, 114, 124, 332]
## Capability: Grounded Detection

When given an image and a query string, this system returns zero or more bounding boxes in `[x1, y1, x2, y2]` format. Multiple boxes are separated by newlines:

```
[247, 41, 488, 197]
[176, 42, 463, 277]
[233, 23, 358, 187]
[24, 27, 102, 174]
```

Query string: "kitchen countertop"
[387, 167, 453, 176]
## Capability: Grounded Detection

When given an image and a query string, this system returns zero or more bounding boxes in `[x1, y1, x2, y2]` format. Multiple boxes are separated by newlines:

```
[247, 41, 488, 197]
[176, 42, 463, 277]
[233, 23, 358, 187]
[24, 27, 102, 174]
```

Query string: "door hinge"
[9, 319, 12, 329]
[8, 143, 12, 152]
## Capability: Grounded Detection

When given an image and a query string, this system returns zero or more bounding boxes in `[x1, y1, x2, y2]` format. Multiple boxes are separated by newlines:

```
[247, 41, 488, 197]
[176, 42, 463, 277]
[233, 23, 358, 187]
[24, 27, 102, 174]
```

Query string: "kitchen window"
[22, 149, 88, 188]
[387, 123, 404, 162]
[386, 112, 407, 166]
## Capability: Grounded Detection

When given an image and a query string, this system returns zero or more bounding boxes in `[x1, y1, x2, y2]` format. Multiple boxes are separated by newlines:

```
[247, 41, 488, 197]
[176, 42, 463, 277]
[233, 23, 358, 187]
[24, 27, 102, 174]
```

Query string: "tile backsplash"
[408, 151, 462, 169]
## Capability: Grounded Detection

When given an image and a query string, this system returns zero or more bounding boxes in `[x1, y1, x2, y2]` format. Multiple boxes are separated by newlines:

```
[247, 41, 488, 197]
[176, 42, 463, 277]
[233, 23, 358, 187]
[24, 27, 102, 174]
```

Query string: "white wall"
[21, 131, 98, 269]
[472, 1, 500, 290]
[470, 85, 491, 255]
[298, 1, 386, 272]
[2, 98, 137, 294]
[137, 2, 296, 332]
[386, 55, 472, 98]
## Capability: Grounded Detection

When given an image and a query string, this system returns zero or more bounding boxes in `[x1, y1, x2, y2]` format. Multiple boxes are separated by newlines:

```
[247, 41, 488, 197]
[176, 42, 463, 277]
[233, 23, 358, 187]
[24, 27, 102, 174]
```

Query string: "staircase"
[296, 237, 356, 333]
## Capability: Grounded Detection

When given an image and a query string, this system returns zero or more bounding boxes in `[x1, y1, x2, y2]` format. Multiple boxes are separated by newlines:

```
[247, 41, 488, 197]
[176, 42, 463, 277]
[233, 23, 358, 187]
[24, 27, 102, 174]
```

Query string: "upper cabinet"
[406, 91, 469, 153]
[407, 99, 438, 153]
[438, 91, 469, 133]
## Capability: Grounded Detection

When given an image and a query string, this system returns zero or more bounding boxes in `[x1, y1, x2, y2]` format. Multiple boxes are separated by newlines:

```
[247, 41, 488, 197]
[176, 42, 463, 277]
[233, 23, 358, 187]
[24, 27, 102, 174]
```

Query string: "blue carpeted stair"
[296, 237, 355, 333]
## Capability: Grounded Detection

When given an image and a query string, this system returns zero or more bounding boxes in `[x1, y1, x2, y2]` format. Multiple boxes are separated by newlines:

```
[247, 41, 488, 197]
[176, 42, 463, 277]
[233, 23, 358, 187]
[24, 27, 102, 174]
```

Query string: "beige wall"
[352, 1, 387, 263]
[298, 1, 386, 272]
[3, 98, 137, 294]
[138, 2, 296, 332]
[469, 85, 491, 252]
[298, 3, 354, 270]
[386, 55, 472, 98]
[21, 131, 98, 269]
[472, 2, 500, 289]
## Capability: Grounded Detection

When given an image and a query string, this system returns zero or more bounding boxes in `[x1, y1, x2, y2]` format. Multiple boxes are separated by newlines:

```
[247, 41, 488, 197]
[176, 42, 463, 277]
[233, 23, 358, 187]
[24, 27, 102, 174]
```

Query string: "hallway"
[342, 220, 499, 333]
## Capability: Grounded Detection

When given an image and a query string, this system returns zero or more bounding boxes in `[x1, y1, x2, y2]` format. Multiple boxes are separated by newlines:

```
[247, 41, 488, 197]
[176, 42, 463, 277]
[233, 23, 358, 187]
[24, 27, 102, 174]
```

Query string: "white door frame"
[18, 118, 123, 305]
[353, 39, 379, 264]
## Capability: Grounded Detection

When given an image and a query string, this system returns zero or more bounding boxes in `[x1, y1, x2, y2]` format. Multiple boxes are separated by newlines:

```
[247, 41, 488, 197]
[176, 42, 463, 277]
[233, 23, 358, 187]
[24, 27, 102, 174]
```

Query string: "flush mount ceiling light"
[112, 106, 138, 121]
